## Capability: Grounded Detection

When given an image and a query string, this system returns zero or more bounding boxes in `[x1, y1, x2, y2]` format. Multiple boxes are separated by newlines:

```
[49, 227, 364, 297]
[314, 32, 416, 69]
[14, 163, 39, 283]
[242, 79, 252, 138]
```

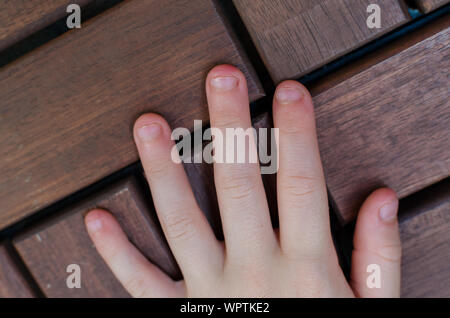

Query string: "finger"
[134, 114, 223, 281]
[206, 65, 277, 259]
[85, 209, 184, 297]
[351, 188, 401, 298]
[272, 81, 332, 256]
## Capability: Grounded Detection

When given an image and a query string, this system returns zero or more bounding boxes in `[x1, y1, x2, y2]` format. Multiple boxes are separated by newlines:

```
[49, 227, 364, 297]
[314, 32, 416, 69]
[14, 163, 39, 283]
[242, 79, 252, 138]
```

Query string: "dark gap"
[328, 189, 352, 280]
[398, 178, 449, 222]
[3, 240, 46, 298]
[0, 0, 125, 68]
[405, 0, 419, 10]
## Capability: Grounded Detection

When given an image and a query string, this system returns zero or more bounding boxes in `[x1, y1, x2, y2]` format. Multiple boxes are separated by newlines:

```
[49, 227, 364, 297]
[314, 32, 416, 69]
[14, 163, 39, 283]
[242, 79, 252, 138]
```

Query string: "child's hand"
[85, 65, 401, 297]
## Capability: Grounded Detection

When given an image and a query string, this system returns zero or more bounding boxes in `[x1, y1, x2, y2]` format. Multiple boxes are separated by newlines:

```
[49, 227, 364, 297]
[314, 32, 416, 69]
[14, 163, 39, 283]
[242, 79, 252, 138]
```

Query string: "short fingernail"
[379, 201, 399, 222]
[138, 123, 162, 142]
[276, 87, 303, 103]
[86, 216, 103, 232]
[210, 76, 239, 90]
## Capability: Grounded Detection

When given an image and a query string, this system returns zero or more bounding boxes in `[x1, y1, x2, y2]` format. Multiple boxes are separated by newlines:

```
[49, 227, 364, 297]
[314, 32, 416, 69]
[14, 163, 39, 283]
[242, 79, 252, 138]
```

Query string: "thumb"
[350, 188, 402, 298]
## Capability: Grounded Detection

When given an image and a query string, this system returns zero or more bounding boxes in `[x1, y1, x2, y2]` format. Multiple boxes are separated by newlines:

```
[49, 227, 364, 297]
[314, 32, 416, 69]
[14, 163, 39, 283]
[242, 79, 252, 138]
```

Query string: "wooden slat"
[13, 176, 179, 297]
[233, 0, 410, 82]
[312, 20, 450, 223]
[400, 180, 450, 297]
[0, 0, 92, 51]
[0, 0, 264, 230]
[415, 0, 449, 13]
[0, 243, 35, 298]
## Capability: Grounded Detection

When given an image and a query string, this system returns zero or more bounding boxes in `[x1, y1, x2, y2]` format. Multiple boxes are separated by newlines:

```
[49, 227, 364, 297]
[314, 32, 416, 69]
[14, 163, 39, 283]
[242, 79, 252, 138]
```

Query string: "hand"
[85, 65, 401, 297]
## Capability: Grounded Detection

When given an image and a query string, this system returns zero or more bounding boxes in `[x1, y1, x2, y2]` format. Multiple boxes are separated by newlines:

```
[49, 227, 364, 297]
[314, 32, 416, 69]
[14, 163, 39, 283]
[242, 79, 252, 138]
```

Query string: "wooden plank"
[0, 0, 92, 51]
[233, 0, 410, 82]
[13, 176, 180, 297]
[415, 0, 449, 13]
[0, 243, 35, 298]
[312, 20, 450, 223]
[400, 180, 450, 297]
[0, 0, 264, 230]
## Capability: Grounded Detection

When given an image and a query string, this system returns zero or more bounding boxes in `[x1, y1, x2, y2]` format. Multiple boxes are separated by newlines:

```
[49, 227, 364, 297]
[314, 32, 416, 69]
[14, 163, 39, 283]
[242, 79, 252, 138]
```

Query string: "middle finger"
[206, 65, 277, 260]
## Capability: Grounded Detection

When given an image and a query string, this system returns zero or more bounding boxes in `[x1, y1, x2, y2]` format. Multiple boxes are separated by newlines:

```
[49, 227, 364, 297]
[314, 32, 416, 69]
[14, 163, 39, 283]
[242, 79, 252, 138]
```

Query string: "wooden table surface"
[0, 0, 448, 298]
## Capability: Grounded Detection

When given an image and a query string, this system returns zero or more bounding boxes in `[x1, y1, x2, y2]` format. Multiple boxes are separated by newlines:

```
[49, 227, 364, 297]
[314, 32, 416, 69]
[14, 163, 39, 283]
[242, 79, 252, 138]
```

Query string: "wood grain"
[313, 22, 450, 223]
[0, 0, 264, 230]
[400, 179, 450, 297]
[414, 0, 449, 13]
[0, 0, 92, 51]
[13, 176, 180, 297]
[233, 0, 410, 82]
[0, 243, 35, 298]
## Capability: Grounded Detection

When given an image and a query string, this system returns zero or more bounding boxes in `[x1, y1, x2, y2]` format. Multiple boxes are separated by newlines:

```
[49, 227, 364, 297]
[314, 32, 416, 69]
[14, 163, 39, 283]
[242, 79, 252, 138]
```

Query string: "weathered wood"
[233, 0, 410, 82]
[400, 180, 450, 297]
[0, 0, 264, 230]
[312, 21, 450, 223]
[13, 176, 180, 297]
[0, 0, 93, 51]
[0, 243, 35, 298]
[414, 0, 449, 13]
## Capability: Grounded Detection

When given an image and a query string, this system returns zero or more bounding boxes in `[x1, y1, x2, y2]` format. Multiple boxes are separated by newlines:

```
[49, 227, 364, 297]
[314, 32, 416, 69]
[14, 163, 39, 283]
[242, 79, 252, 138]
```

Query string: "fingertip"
[133, 113, 171, 144]
[206, 64, 247, 92]
[274, 80, 312, 105]
[85, 209, 110, 233]
[359, 188, 399, 223]
[207, 64, 245, 81]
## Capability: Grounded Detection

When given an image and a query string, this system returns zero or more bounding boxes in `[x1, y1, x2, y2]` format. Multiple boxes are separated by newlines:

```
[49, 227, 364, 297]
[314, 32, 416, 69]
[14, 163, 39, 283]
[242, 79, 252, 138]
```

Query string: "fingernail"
[86, 217, 103, 232]
[276, 87, 303, 103]
[210, 76, 239, 90]
[379, 201, 399, 222]
[138, 123, 162, 142]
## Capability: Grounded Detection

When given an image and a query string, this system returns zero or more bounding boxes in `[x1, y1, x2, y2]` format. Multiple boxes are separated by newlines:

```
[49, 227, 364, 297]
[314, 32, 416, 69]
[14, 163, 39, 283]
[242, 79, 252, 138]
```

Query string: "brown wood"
[13, 176, 180, 297]
[313, 22, 450, 223]
[414, 0, 449, 13]
[0, 0, 264, 230]
[0, 243, 35, 298]
[400, 180, 450, 297]
[0, 0, 92, 51]
[233, 0, 410, 83]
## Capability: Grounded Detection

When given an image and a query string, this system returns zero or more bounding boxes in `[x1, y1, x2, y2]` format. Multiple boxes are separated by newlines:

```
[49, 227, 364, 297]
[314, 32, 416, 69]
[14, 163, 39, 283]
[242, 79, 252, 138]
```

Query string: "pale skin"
[85, 65, 402, 298]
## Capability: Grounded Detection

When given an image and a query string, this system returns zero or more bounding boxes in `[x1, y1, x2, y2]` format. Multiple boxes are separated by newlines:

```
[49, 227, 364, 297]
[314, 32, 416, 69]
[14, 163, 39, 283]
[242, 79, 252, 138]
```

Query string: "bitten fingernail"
[210, 76, 239, 90]
[379, 201, 399, 222]
[138, 123, 162, 142]
[276, 87, 303, 103]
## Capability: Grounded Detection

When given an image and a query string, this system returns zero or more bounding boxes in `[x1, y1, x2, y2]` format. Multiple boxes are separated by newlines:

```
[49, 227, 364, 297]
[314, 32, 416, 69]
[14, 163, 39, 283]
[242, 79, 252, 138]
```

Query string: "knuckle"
[279, 116, 313, 135]
[220, 173, 256, 201]
[144, 159, 172, 180]
[163, 208, 196, 241]
[375, 244, 402, 263]
[279, 173, 319, 199]
[212, 115, 239, 130]
[123, 276, 148, 298]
